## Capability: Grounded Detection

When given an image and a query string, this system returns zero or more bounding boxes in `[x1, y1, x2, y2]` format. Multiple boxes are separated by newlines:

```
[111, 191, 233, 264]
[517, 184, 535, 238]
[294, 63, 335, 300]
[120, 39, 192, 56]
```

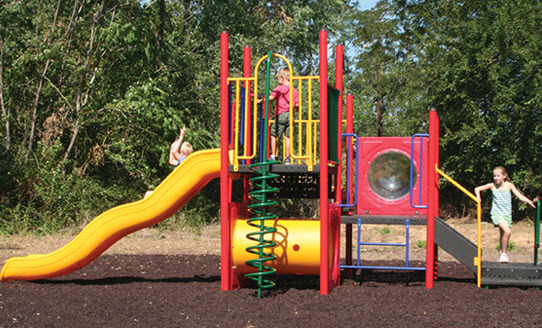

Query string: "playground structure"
[2, 30, 542, 294]
[219, 30, 542, 294]
[218, 30, 435, 295]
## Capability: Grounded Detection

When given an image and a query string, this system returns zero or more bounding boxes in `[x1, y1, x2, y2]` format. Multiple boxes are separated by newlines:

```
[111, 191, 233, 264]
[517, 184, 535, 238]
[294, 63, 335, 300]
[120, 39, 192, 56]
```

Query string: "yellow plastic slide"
[1, 148, 222, 282]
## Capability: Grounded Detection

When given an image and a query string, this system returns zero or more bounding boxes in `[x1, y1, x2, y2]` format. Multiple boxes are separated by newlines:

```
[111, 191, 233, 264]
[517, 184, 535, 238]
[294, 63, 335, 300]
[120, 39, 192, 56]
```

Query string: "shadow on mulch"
[338, 260, 477, 287]
[241, 260, 474, 297]
[31, 274, 220, 286]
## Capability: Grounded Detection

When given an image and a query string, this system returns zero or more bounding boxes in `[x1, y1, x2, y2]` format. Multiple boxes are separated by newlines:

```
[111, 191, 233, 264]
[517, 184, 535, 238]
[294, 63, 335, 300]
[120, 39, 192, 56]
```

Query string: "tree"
[342, 0, 541, 218]
[345, 0, 426, 137]
[0, 0, 354, 232]
[395, 0, 541, 217]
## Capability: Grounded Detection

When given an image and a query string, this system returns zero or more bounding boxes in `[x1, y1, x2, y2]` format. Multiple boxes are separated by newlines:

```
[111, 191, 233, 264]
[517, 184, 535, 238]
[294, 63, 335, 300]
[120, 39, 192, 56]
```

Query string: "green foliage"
[375, 225, 391, 235]
[412, 0, 541, 218]
[415, 240, 426, 249]
[496, 241, 516, 252]
[345, 0, 541, 219]
[0, 140, 136, 234]
[1, 0, 541, 236]
[0, 0, 354, 234]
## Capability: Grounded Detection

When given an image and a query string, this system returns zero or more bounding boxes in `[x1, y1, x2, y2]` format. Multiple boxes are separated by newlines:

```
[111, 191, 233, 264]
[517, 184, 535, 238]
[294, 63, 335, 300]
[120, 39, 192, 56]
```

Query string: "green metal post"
[535, 200, 541, 265]
[245, 51, 278, 298]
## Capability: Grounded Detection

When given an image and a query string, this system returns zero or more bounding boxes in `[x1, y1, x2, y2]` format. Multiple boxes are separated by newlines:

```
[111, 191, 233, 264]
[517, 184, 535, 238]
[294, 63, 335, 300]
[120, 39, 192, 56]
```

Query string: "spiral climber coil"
[245, 159, 280, 297]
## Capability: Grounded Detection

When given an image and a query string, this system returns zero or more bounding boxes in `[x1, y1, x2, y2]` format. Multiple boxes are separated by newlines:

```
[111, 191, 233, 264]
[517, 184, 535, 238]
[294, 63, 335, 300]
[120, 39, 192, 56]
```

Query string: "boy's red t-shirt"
[270, 84, 299, 116]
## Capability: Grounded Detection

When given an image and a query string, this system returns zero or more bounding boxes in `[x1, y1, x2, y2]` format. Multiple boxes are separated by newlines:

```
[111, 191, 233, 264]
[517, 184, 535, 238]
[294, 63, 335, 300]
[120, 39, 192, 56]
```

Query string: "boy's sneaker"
[267, 155, 279, 162]
[284, 157, 291, 165]
[499, 253, 509, 263]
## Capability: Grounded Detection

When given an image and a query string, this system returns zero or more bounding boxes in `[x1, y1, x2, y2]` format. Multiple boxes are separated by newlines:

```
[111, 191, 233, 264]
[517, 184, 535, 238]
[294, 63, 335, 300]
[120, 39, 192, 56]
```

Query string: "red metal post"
[243, 46, 251, 203]
[332, 43, 344, 287]
[425, 108, 439, 288]
[345, 93, 354, 267]
[220, 31, 231, 291]
[319, 29, 330, 295]
[434, 112, 440, 279]
[334, 44, 344, 203]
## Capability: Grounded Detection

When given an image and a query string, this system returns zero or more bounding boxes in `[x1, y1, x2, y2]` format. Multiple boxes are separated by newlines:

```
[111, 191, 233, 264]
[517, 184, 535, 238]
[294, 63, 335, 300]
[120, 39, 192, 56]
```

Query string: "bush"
[0, 140, 138, 235]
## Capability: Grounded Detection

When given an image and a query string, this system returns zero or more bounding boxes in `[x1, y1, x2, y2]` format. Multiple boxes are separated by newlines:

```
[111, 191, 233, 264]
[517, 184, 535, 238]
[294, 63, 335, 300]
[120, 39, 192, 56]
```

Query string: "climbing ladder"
[340, 216, 426, 271]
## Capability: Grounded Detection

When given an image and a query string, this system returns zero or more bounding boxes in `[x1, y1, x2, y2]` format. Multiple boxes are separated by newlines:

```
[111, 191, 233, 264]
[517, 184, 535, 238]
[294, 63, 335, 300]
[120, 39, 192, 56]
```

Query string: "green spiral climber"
[245, 51, 279, 298]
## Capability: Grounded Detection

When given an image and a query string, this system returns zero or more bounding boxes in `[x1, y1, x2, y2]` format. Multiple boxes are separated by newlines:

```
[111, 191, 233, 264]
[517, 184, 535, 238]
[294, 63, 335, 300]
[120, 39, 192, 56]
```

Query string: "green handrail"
[535, 200, 541, 265]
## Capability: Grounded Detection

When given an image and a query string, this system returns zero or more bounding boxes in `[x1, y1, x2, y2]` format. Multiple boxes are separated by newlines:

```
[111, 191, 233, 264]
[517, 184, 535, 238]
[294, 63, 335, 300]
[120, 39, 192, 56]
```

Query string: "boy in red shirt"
[264, 67, 299, 164]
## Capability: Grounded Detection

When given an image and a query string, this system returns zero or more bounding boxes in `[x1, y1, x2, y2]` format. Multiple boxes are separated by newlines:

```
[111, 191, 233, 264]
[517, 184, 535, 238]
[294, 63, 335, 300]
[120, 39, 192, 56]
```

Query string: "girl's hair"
[181, 142, 193, 155]
[493, 166, 510, 181]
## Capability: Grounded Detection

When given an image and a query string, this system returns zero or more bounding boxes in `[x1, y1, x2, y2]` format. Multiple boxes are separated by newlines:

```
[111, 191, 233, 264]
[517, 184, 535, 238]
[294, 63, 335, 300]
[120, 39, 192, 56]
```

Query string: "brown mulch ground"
[2, 254, 542, 327]
[2, 220, 542, 328]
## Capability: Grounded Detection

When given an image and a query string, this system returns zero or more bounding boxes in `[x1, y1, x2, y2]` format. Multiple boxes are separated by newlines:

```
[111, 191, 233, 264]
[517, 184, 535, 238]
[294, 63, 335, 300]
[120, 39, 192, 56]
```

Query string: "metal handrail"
[435, 166, 483, 287]
[227, 77, 258, 171]
[228, 54, 322, 171]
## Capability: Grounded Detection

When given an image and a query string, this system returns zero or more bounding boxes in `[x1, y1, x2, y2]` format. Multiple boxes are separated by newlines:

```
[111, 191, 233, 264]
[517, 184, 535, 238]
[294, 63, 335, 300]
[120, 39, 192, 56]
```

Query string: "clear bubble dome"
[368, 151, 416, 201]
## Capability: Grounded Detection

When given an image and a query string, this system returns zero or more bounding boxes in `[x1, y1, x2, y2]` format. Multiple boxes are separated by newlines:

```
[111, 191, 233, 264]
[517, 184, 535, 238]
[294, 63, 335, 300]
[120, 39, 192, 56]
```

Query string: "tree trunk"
[63, 0, 110, 163]
[0, 37, 9, 152]
[24, 0, 62, 164]
[25, 59, 50, 164]
[376, 66, 383, 137]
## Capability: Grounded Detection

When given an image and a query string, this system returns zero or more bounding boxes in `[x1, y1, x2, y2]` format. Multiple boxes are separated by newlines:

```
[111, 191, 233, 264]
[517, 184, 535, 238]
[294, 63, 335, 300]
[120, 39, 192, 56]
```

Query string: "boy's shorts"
[491, 213, 512, 227]
[270, 112, 290, 137]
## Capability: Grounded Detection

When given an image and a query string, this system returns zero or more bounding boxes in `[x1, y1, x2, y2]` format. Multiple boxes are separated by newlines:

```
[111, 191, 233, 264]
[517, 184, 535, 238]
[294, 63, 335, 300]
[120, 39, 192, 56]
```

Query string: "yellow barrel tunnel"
[232, 218, 338, 276]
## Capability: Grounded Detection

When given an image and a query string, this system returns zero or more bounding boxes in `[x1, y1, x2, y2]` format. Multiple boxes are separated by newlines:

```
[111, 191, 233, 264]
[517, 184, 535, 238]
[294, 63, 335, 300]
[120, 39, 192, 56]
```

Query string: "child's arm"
[178, 126, 186, 144]
[474, 183, 493, 203]
[268, 86, 280, 102]
[169, 140, 181, 166]
[509, 183, 536, 208]
[257, 95, 275, 103]
[169, 127, 186, 166]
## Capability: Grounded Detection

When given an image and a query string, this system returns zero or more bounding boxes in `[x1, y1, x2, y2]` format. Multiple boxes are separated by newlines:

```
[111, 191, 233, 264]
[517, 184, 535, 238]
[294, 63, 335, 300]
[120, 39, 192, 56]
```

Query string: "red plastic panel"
[356, 137, 427, 216]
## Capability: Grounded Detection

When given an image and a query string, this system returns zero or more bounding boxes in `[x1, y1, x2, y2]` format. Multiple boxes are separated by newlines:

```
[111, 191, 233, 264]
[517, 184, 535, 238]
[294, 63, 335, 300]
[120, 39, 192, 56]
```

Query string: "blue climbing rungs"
[360, 242, 407, 247]
[341, 265, 426, 271]
[340, 133, 360, 208]
[409, 133, 429, 209]
[339, 217, 426, 271]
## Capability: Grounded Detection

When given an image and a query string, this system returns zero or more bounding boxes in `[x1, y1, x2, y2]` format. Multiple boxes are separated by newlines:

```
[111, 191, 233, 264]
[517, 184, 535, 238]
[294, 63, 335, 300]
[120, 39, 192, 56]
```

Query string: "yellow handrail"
[435, 166, 483, 287]
[227, 77, 258, 172]
[254, 53, 298, 165]
[228, 53, 323, 170]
